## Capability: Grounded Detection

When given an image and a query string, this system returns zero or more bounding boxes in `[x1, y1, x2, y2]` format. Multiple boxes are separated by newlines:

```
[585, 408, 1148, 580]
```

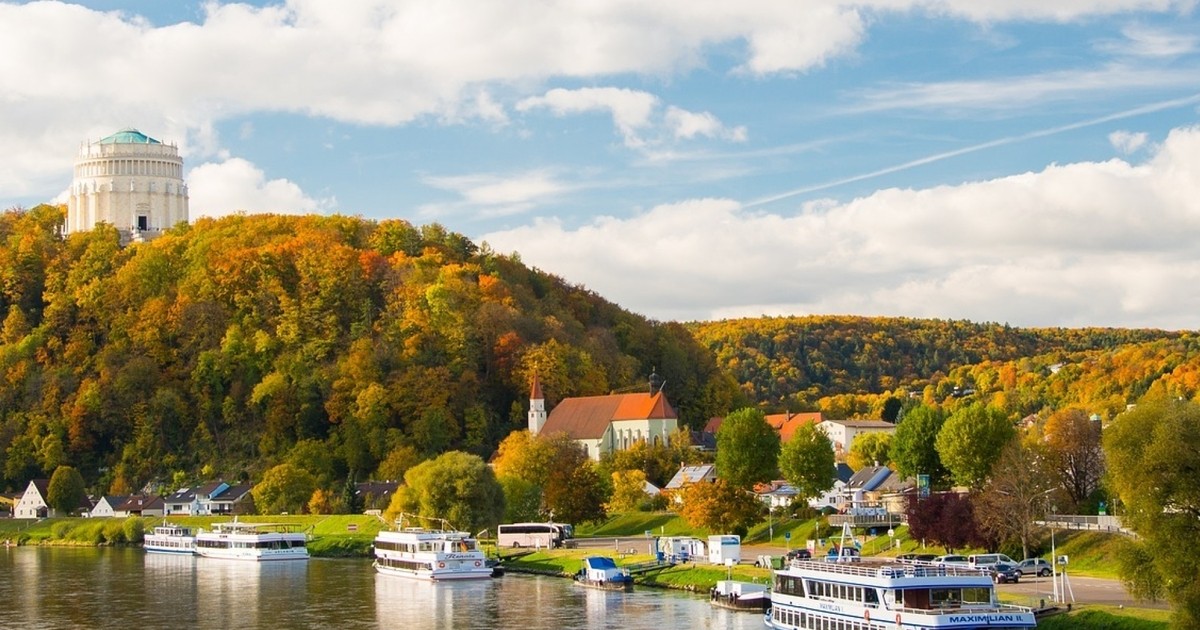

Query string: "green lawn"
[1037, 605, 1170, 630]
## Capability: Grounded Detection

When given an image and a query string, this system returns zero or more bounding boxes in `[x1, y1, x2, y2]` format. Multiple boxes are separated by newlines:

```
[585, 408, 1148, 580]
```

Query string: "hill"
[689, 316, 1190, 417]
[0, 206, 740, 493]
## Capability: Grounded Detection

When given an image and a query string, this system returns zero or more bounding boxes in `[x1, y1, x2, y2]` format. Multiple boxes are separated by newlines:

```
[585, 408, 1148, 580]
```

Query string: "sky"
[3, 1, 1200, 329]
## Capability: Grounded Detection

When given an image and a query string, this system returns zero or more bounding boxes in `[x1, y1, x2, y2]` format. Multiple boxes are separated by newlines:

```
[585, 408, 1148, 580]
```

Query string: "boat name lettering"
[818, 603, 843, 613]
[444, 554, 476, 560]
[947, 614, 1018, 623]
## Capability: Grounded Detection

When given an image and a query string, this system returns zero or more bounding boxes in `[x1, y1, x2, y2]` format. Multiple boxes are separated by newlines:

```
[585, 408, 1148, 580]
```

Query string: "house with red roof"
[528, 373, 679, 461]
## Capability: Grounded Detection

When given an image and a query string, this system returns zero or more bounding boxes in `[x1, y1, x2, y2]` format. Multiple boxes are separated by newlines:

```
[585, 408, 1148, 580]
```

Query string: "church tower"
[67, 128, 189, 243]
[528, 372, 547, 435]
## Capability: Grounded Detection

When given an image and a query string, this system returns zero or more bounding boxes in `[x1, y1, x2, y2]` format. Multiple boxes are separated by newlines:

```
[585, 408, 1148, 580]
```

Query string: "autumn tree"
[974, 439, 1057, 560]
[253, 463, 317, 515]
[935, 403, 1015, 489]
[46, 465, 87, 516]
[1105, 398, 1200, 627]
[676, 478, 763, 536]
[778, 423, 835, 504]
[890, 404, 950, 488]
[905, 492, 984, 554]
[385, 451, 504, 534]
[307, 488, 335, 515]
[608, 469, 650, 513]
[847, 432, 892, 470]
[1042, 408, 1104, 511]
[715, 408, 780, 489]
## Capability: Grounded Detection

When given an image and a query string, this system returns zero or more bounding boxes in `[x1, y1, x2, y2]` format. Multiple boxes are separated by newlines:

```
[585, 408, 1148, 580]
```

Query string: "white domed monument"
[66, 128, 189, 243]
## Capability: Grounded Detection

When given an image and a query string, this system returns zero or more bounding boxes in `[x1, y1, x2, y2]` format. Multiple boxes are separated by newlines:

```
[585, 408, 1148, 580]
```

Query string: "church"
[527, 373, 679, 461]
[66, 128, 189, 243]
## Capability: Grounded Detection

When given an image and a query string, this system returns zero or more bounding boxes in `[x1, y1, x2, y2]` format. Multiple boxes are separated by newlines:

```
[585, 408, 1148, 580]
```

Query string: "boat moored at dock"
[144, 524, 196, 555]
[766, 558, 1036, 629]
[373, 516, 493, 581]
[710, 579, 769, 612]
[194, 521, 309, 562]
[573, 556, 633, 591]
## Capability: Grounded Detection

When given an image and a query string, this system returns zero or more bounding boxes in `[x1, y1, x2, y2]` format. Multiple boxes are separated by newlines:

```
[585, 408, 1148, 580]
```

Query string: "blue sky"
[2, 1, 1200, 328]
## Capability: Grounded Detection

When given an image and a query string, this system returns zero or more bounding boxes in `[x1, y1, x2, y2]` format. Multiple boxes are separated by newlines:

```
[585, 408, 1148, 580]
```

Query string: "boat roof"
[583, 557, 619, 570]
[210, 521, 302, 533]
[781, 560, 994, 587]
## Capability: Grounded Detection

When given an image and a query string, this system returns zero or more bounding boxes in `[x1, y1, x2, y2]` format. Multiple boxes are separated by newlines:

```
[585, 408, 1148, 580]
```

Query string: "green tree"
[847, 432, 892, 470]
[676, 478, 763, 536]
[1105, 398, 1200, 627]
[935, 403, 1015, 489]
[376, 444, 422, 482]
[46, 465, 87, 516]
[890, 404, 950, 488]
[715, 408, 780, 489]
[386, 451, 504, 534]
[252, 463, 317, 515]
[778, 423, 835, 504]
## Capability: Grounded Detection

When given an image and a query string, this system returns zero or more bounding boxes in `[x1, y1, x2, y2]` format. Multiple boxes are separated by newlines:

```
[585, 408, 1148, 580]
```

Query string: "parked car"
[897, 553, 937, 563]
[825, 546, 861, 563]
[932, 554, 969, 567]
[786, 548, 812, 560]
[991, 561, 1021, 584]
[1016, 558, 1053, 577]
[967, 553, 1017, 570]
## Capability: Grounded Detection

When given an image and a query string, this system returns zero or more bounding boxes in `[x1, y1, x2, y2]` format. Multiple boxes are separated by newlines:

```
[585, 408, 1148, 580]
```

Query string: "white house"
[163, 481, 252, 516]
[89, 495, 130, 518]
[528, 374, 679, 461]
[14, 479, 50, 519]
[818, 419, 897, 459]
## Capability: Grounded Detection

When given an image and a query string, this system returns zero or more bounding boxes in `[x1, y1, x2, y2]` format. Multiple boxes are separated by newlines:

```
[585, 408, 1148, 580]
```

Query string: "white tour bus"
[497, 522, 576, 549]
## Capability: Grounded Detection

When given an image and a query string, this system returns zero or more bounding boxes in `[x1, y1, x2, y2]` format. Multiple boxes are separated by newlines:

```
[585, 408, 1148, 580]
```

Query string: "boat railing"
[892, 602, 1034, 616]
[787, 560, 989, 579]
[211, 522, 304, 534]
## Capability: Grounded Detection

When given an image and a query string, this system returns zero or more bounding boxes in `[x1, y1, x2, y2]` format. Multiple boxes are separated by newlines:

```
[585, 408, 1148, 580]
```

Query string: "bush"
[103, 520, 126, 544]
[51, 521, 72, 539]
[123, 517, 145, 543]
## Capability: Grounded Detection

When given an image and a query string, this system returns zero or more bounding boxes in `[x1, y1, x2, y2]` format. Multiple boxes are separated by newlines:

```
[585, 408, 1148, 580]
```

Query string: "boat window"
[864, 588, 879, 605]
[961, 587, 990, 604]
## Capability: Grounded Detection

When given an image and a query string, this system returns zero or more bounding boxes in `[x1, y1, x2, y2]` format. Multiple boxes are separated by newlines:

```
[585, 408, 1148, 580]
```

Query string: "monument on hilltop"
[66, 128, 189, 243]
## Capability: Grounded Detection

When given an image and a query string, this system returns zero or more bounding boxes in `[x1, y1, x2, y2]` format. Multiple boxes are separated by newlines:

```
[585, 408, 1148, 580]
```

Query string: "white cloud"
[1096, 25, 1200, 57]
[187, 158, 334, 219]
[518, 88, 660, 148]
[482, 125, 1200, 328]
[418, 170, 571, 219]
[1109, 130, 1149, 153]
[664, 107, 749, 142]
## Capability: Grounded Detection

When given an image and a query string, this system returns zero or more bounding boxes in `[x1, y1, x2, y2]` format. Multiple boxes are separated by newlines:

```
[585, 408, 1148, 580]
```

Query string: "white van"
[967, 553, 1016, 569]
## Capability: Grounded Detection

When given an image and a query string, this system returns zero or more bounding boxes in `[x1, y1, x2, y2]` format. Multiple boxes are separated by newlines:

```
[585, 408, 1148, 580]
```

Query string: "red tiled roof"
[542, 392, 677, 440]
[765, 412, 824, 442]
[530, 372, 544, 400]
[703, 417, 722, 433]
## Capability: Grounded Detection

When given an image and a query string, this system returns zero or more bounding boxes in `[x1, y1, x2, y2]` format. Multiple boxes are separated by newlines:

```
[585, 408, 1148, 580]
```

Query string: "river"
[0, 547, 765, 629]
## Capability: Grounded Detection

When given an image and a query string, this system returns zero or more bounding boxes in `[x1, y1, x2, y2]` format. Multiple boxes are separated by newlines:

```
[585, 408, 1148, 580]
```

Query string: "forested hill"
[0, 205, 740, 493]
[689, 316, 1187, 409]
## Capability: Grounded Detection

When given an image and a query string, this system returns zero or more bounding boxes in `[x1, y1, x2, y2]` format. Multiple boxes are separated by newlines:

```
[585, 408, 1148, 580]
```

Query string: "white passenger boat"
[373, 516, 493, 580]
[765, 559, 1037, 629]
[194, 521, 309, 562]
[144, 523, 196, 555]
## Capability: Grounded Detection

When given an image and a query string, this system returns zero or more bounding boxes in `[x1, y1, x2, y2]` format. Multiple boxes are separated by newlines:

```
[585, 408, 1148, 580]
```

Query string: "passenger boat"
[573, 556, 633, 591]
[373, 516, 493, 580]
[710, 580, 769, 612]
[765, 559, 1036, 629]
[143, 523, 196, 555]
[194, 521, 309, 561]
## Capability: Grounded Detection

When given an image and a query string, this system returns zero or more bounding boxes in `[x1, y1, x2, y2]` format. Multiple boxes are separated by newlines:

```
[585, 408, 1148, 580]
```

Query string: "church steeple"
[528, 372, 547, 435]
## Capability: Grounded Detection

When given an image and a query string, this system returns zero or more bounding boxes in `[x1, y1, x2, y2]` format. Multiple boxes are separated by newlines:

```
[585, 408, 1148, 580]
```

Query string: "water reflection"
[0, 549, 762, 630]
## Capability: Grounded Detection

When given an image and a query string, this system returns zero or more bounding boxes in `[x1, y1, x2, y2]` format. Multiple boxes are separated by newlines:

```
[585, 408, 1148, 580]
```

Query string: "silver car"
[1016, 558, 1053, 577]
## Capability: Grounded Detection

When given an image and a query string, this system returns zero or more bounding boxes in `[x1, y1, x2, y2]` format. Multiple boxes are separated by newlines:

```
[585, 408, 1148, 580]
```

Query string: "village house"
[89, 495, 130, 518]
[115, 495, 164, 517]
[528, 373, 678, 461]
[817, 418, 896, 459]
[163, 481, 253, 516]
[14, 479, 92, 518]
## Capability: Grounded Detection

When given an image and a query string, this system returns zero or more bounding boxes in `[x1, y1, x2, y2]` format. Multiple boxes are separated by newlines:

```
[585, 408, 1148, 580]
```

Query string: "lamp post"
[1050, 504, 1058, 604]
